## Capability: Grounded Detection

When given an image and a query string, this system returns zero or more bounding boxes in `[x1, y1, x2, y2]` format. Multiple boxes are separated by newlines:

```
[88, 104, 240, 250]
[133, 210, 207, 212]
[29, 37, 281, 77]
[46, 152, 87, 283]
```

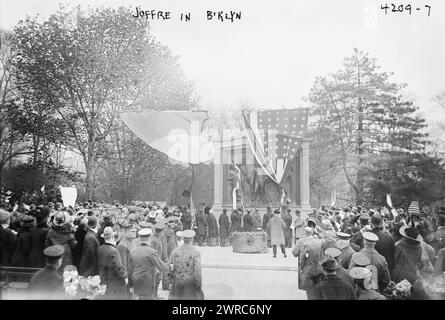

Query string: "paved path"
[161, 245, 307, 300]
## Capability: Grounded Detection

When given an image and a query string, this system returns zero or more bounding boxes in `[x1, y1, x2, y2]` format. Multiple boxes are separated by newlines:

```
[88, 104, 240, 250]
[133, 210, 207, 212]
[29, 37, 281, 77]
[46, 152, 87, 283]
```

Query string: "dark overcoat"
[79, 229, 99, 276]
[310, 274, 357, 300]
[45, 227, 77, 272]
[207, 213, 219, 237]
[230, 211, 242, 233]
[218, 213, 230, 238]
[11, 228, 33, 267]
[97, 242, 128, 299]
[28, 265, 65, 299]
[28, 223, 49, 268]
[0, 225, 17, 266]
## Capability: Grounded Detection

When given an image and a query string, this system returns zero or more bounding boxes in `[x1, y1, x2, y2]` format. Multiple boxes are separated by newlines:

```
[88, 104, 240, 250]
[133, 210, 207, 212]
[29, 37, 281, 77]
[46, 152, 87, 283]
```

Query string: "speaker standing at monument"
[267, 209, 287, 258]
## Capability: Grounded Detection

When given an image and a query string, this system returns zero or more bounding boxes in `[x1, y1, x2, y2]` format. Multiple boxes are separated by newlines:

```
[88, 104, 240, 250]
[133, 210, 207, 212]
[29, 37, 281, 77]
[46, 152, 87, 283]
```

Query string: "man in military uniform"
[350, 267, 386, 300]
[335, 231, 360, 269]
[150, 222, 168, 297]
[168, 230, 204, 300]
[128, 228, 169, 300]
[28, 245, 65, 299]
[310, 255, 357, 300]
[324, 247, 354, 288]
[349, 232, 390, 292]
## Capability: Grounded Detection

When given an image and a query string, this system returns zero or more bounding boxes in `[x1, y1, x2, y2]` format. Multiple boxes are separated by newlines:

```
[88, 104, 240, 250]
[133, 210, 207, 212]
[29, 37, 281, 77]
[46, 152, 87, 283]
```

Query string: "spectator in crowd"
[252, 209, 262, 231]
[267, 209, 287, 258]
[11, 215, 35, 267]
[79, 215, 100, 276]
[0, 209, 17, 266]
[28, 209, 50, 268]
[207, 208, 219, 246]
[196, 206, 209, 246]
[371, 214, 395, 274]
[242, 210, 254, 232]
[350, 267, 386, 300]
[218, 208, 230, 247]
[262, 207, 274, 248]
[281, 208, 293, 248]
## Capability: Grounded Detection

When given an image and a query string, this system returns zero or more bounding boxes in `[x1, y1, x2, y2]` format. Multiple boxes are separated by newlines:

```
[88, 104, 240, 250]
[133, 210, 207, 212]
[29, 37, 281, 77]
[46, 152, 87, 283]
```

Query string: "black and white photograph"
[0, 0, 445, 302]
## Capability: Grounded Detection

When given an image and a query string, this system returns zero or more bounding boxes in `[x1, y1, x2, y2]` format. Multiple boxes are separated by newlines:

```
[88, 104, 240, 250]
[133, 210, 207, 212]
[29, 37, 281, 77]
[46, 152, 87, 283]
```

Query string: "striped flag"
[386, 194, 393, 209]
[241, 108, 309, 184]
[408, 201, 420, 215]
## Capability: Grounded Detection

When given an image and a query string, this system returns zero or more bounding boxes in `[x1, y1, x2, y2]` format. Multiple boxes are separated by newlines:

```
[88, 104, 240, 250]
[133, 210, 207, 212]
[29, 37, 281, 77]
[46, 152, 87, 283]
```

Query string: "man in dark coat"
[350, 215, 370, 249]
[98, 214, 114, 246]
[128, 228, 169, 300]
[230, 209, 243, 235]
[97, 227, 128, 299]
[267, 209, 287, 258]
[195, 207, 209, 246]
[28, 212, 49, 268]
[11, 215, 35, 267]
[370, 214, 395, 273]
[433, 214, 445, 253]
[310, 257, 357, 300]
[181, 208, 193, 230]
[150, 222, 168, 298]
[282, 208, 293, 248]
[0, 209, 17, 266]
[207, 208, 219, 246]
[79, 216, 100, 276]
[28, 245, 65, 299]
[218, 209, 230, 247]
[73, 217, 88, 269]
[242, 210, 254, 232]
[168, 230, 204, 300]
[262, 207, 274, 247]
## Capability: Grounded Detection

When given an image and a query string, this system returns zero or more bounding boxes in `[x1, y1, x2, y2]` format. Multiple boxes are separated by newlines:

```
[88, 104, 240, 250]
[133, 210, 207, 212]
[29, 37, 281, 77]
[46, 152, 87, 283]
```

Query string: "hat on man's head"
[0, 209, 11, 223]
[399, 225, 421, 242]
[138, 228, 152, 237]
[274, 209, 280, 214]
[351, 253, 371, 267]
[336, 231, 352, 240]
[167, 216, 179, 223]
[176, 231, 183, 237]
[363, 231, 379, 243]
[101, 226, 116, 238]
[43, 245, 64, 259]
[20, 215, 35, 228]
[321, 257, 339, 271]
[154, 222, 165, 230]
[87, 215, 98, 228]
[139, 221, 153, 228]
[359, 214, 370, 222]
[303, 227, 313, 235]
[148, 211, 157, 219]
[324, 247, 341, 259]
[350, 267, 372, 280]
[371, 214, 383, 227]
[181, 229, 196, 238]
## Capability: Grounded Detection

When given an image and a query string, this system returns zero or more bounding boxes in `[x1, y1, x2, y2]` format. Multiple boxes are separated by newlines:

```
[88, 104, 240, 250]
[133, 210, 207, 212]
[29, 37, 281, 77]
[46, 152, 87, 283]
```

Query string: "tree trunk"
[356, 60, 364, 205]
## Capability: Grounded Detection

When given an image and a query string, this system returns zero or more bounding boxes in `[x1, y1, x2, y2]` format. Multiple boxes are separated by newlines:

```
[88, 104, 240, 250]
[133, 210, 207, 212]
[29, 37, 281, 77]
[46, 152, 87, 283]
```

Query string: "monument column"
[213, 140, 224, 217]
[299, 139, 311, 214]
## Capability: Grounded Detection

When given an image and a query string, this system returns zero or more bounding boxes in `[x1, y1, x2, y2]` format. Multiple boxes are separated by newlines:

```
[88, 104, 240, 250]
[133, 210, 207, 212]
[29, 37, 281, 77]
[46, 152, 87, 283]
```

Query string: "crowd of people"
[0, 190, 445, 300]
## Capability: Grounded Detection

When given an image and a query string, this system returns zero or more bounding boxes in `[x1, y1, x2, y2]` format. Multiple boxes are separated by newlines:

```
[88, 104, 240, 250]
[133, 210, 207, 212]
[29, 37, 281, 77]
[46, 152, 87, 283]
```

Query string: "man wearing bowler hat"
[168, 229, 204, 300]
[97, 226, 128, 299]
[128, 228, 169, 300]
[310, 254, 357, 300]
[28, 245, 65, 299]
[349, 232, 390, 292]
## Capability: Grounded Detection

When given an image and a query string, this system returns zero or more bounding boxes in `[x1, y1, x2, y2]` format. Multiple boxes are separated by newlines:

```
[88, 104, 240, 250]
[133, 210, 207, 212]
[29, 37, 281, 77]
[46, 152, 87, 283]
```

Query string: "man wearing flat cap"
[349, 232, 390, 292]
[310, 254, 357, 300]
[97, 227, 128, 299]
[168, 230, 204, 300]
[28, 245, 65, 299]
[128, 228, 169, 300]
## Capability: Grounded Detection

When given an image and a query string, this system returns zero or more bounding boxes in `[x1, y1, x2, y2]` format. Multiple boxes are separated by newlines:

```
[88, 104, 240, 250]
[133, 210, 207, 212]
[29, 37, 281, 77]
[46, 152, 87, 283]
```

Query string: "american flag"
[241, 108, 309, 184]
[408, 201, 420, 215]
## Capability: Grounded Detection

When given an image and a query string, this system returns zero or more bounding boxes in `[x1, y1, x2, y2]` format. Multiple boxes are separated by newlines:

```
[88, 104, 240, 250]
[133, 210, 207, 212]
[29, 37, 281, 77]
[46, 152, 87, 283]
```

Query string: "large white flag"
[120, 111, 214, 164]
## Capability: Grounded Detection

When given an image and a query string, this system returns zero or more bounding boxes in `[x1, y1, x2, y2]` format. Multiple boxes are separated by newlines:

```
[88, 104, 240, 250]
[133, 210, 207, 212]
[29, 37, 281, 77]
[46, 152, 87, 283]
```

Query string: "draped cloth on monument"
[241, 108, 309, 185]
[119, 110, 214, 164]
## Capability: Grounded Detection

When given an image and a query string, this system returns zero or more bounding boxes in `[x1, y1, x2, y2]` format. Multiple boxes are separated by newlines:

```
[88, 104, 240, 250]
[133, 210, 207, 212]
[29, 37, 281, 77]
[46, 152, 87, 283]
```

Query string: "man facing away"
[28, 245, 65, 299]
[127, 228, 169, 300]
[168, 230, 204, 300]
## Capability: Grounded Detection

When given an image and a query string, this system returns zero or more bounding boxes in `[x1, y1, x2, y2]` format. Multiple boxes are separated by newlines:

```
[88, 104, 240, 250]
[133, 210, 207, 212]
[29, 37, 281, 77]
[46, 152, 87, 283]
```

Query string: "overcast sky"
[1, 0, 444, 127]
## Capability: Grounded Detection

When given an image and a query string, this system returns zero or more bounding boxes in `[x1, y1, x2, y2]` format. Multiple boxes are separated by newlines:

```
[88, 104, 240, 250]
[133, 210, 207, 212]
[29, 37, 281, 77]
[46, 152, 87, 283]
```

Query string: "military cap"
[139, 221, 153, 228]
[336, 231, 352, 240]
[176, 231, 183, 237]
[350, 267, 372, 280]
[359, 214, 370, 221]
[154, 222, 166, 230]
[148, 211, 157, 218]
[43, 245, 65, 258]
[351, 253, 371, 267]
[21, 215, 35, 227]
[166, 216, 179, 222]
[362, 231, 379, 242]
[138, 228, 152, 237]
[324, 247, 341, 259]
[181, 229, 196, 238]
